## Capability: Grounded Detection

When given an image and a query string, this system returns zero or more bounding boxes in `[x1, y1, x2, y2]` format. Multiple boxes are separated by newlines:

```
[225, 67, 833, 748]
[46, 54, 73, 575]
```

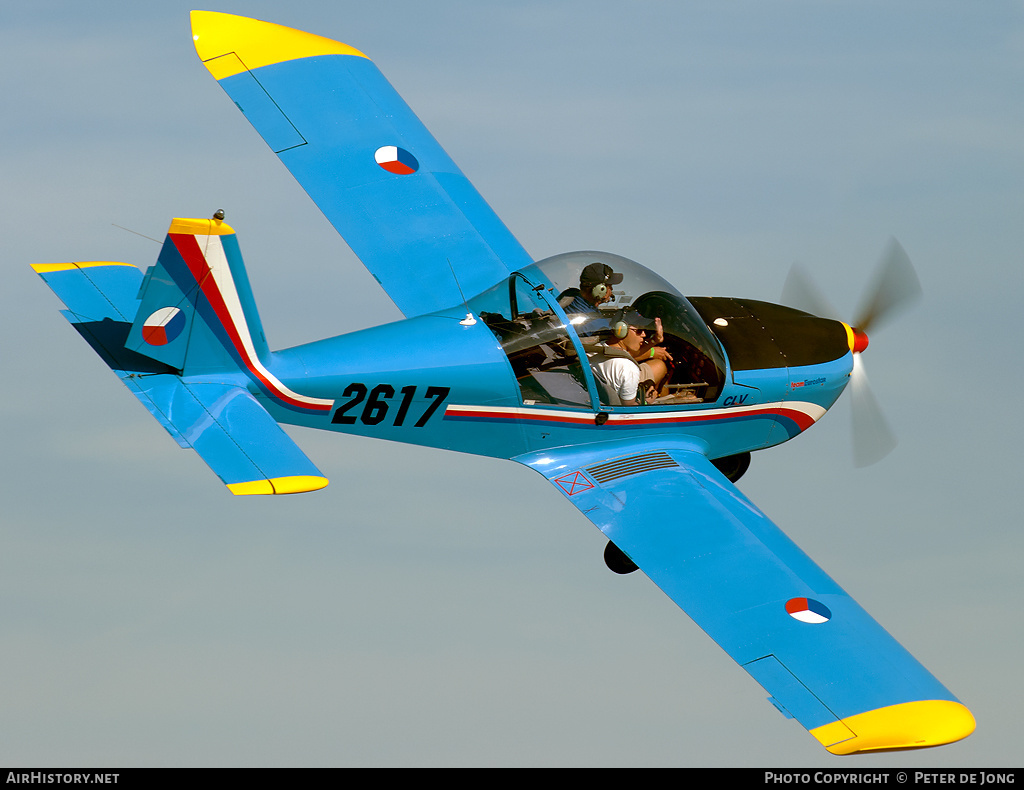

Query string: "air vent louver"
[586, 452, 678, 483]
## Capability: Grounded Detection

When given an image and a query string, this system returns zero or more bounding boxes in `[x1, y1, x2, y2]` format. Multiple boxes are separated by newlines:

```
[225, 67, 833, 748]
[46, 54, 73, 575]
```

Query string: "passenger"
[589, 311, 670, 406]
[632, 316, 674, 368]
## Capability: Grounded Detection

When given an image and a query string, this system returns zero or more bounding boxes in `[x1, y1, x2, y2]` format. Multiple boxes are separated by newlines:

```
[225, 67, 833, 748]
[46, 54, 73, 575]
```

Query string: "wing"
[515, 440, 975, 754]
[190, 11, 532, 317]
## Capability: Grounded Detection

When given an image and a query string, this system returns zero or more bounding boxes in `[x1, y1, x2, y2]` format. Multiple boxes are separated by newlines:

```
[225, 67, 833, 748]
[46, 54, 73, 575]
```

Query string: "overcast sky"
[3, 0, 1022, 768]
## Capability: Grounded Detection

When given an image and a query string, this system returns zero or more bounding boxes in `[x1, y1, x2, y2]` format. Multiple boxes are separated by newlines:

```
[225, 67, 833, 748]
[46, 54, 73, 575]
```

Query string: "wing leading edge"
[515, 440, 974, 754]
[191, 11, 532, 318]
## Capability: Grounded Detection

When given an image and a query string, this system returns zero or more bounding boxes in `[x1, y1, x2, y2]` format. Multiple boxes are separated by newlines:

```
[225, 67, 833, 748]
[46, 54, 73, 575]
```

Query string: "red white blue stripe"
[443, 401, 826, 435]
[170, 232, 334, 413]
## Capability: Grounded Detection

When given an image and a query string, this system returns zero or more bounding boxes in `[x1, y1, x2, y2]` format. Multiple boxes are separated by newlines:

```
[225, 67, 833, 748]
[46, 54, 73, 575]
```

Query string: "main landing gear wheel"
[604, 540, 638, 574]
[711, 451, 751, 482]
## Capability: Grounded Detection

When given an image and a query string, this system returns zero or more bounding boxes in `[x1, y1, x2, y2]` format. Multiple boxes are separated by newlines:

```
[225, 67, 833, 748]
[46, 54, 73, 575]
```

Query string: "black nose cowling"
[689, 297, 851, 372]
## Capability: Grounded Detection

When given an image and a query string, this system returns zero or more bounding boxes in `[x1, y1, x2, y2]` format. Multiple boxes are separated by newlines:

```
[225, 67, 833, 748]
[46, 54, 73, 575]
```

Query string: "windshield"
[468, 274, 591, 408]
[518, 252, 727, 403]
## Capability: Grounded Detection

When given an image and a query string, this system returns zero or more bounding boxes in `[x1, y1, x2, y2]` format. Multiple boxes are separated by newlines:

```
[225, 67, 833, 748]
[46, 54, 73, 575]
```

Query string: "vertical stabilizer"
[127, 217, 268, 373]
[127, 217, 332, 414]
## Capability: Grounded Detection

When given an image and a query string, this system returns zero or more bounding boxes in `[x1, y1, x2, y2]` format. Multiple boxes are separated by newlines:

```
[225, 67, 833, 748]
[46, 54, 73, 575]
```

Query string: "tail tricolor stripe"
[169, 230, 333, 412]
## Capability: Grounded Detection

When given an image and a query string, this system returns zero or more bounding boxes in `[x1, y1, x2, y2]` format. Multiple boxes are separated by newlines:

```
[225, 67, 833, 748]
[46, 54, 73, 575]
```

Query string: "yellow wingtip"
[227, 476, 329, 496]
[190, 10, 367, 81]
[812, 700, 976, 755]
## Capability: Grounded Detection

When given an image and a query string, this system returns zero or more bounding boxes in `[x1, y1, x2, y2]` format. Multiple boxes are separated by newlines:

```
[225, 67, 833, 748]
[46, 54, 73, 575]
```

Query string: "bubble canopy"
[467, 251, 727, 407]
[521, 251, 727, 393]
[520, 251, 680, 310]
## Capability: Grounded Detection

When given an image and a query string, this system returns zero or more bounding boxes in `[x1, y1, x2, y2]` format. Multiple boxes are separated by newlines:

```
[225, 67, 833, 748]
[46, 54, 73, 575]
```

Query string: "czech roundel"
[141, 306, 186, 346]
[374, 145, 419, 175]
[785, 597, 833, 624]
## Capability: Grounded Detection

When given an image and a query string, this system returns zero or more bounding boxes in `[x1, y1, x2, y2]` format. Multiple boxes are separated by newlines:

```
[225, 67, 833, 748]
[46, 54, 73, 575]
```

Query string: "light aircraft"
[33, 11, 975, 755]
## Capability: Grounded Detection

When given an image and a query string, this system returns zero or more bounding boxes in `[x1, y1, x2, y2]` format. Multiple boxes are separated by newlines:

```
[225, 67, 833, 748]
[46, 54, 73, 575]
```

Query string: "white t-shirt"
[589, 347, 640, 405]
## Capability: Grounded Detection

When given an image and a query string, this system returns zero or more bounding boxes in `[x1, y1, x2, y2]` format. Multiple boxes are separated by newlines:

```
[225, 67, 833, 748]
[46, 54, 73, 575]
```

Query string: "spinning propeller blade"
[782, 262, 840, 322]
[782, 239, 921, 466]
[850, 353, 898, 467]
[854, 238, 922, 334]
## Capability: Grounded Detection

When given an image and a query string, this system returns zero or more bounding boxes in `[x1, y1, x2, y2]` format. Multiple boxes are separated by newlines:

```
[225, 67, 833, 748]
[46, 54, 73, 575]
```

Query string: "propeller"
[782, 239, 921, 467]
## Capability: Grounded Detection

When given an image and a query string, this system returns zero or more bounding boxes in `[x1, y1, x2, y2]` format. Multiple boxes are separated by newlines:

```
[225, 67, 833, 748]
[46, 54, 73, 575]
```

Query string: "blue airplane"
[33, 11, 974, 755]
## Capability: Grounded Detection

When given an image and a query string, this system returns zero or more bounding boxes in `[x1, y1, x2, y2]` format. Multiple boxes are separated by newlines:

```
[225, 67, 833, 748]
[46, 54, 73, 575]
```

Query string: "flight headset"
[606, 312, 654, 405]
[591, 281, 624, 335]
[585, 272, 628, 337]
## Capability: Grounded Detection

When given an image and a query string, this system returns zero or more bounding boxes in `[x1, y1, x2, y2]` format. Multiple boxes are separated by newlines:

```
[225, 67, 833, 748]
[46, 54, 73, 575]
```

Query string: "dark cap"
[616, 308, 657, 330]
[580, 262, 624, 288]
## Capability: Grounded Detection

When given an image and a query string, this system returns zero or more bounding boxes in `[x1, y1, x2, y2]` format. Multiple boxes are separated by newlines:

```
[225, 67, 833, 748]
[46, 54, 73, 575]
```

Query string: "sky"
[3, 0, 1022, 768]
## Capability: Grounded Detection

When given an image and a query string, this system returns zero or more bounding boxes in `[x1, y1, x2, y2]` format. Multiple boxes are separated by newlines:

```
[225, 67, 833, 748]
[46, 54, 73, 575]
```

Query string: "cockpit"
[468, 251, 727, 409]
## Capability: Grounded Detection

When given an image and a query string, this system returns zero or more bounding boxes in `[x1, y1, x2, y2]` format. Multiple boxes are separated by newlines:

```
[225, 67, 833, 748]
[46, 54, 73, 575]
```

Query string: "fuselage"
[261, 252, 856, 464]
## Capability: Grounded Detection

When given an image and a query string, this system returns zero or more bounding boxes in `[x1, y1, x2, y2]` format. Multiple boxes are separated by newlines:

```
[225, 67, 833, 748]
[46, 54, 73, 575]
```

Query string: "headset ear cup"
[592, 283, 607, 299]
[613, 321, 629, 339]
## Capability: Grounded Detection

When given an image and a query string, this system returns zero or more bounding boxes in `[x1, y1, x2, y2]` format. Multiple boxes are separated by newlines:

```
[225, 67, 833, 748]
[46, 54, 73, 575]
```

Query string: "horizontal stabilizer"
[122, 375, 328, 495]
[32, 262, 173, 373]
[33, 261, 142, 323]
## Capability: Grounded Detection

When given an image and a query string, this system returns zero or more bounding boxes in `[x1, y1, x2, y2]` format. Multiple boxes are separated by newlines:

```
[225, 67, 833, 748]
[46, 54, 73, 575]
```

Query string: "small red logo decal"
[554, 471, 594, 496]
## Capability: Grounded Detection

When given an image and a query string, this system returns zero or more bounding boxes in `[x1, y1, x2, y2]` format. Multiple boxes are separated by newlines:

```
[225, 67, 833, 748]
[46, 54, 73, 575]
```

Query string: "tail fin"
[127, 216, 267, 374]
[33, 218, 332, 495]
[127, 217, 333, 414]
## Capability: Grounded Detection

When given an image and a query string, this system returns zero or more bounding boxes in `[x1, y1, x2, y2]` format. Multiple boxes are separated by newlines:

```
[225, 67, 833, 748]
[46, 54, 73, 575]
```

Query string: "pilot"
[588, 311, 670, 406]
[560, 262, 623, 335]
